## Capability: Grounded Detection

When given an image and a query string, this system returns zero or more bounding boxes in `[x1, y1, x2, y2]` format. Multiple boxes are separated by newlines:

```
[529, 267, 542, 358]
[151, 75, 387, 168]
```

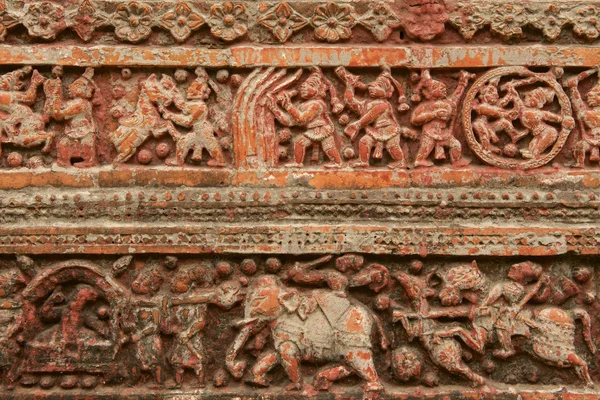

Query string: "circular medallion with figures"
[463, 66, 574, 170]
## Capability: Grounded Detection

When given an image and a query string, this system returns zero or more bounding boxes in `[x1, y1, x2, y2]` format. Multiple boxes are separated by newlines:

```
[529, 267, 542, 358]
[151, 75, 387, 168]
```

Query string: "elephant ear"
[278, 289, 300, 313]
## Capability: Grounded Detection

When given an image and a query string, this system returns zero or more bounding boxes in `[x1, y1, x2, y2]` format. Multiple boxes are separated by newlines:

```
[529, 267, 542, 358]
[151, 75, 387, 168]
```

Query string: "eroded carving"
[0, 254, 596, 394]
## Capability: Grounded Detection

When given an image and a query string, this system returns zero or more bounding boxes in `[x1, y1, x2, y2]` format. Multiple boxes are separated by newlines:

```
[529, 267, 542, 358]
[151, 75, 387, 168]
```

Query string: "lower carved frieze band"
[0, 254, 599, 398]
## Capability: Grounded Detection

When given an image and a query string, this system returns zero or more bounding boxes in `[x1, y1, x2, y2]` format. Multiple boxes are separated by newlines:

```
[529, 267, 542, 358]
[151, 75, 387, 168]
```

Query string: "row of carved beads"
[2, 0, 600, 44]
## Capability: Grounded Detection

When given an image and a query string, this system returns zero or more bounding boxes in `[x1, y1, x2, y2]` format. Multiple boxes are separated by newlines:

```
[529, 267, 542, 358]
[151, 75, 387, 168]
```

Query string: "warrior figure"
[472, 77, 523, 153]
[563, 67, 600, 167]
[44, 68, 99, 167]
[0, 67, 52, 157]
[159, 70, 227, 167]
[411, 70, 474, 167]
[265, 67, 343, 167]
[504, 83, 574, 159]
[337, 67, 417, 168]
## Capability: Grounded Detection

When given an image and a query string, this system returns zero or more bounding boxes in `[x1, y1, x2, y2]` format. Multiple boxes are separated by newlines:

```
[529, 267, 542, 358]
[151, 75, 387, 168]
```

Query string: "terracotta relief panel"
[1, 0, 600, 399]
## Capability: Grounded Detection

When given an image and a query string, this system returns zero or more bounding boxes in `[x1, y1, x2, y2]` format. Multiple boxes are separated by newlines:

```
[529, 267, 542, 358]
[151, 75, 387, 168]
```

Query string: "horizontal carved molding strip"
[0, 45, 599, 68]
[2, 1, 600, 44]
[0, 254, 598, 394]
[1, 187, 600, 225]
[0, 225, 596, 256]
[1, 65, 600, 174]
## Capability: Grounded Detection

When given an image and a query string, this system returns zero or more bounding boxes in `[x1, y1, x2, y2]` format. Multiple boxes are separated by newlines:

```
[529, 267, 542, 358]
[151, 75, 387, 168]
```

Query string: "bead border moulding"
[1, 0, 600, 399]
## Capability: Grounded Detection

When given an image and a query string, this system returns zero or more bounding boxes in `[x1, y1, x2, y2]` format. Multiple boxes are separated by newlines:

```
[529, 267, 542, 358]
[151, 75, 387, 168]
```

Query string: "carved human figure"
[0, 266, 26, 385]
[477, 261, 547, 358]
[128, 267, 165, 386]
[164, 266, 214, 387]
[158, 70, 227, 167]
[336, 67, 417, 168]
[0, 67, 53, 157]
[433, 261, 596, 386]
[44, 68, 98, 167]
[504, 83, 575, 159]
[265, 67, 343, 167]
[110, 74, 180, 165]
[471, 78, 523, 154]
[563, 67, 600, 167]
[392, 266, 486, 386]
[411, 70, 474, 167]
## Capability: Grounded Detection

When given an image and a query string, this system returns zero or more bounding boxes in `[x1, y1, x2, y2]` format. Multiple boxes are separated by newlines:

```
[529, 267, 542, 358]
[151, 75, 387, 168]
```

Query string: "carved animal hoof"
[245, 375, 270, 387]
[285, 382, 303, 391]
[364, 381, 384, 392]
[414, 160, 434, 168]
[313, 375, 333, 391]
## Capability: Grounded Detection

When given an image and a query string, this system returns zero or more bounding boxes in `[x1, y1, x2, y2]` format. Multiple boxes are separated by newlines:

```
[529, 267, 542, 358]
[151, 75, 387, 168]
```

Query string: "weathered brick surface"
[0, 0, 600, 398]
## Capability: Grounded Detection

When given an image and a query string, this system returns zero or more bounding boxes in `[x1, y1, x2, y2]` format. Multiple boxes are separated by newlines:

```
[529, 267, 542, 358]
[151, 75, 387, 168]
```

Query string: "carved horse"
[109, 74, 180, 166]
[393, 271, 486, 386]
[0, 68, 54, 157]
[434, 304, 597, 386]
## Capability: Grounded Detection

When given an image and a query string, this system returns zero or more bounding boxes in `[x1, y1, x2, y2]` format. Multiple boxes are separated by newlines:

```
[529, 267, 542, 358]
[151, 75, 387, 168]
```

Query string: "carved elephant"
[225, 275, 385, 392]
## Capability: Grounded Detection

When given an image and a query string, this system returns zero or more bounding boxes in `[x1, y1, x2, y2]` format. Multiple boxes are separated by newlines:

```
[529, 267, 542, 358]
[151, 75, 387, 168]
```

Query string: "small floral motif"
[22, 1, 66, 40]
[67, 0, 108, 41]
[114, 1, 154, 43]
[311, 3, 356, 43]
[490, 4, 526, 38]
[449, 4, 487, 40]
[402, 0, 448, 41]
[359, 2, 401, 42]
[259, 2, 308, 43]
[529, 4, 569, 41]
[572, 5, 600, 40]
[160, 2, 204, 42]
[209, 2, 248, 42]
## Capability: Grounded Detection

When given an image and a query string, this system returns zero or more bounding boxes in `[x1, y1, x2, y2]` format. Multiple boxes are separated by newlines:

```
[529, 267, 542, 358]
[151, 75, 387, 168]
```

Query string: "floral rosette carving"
[209, 2, 248, 41]
[400, 0, 447, 41]
[258, 2, 308, 43]
[528, 4, 569, 41]
[449, 4, 488, 40]
[66, 0, 108, 41]
[311, 2, 356, 43]
[572, 5, 600, 40]
[489, 4, 527, 38]
[22, 1, 66, 40]
[113, 1, 154, 43]
[160, 2, 205, 42]
[359, 2, 401, 42]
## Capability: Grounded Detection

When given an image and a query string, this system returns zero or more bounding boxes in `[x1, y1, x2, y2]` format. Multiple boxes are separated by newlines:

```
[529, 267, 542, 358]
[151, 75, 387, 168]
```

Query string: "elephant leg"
[278, 341, 303, 390]
[567, 353, 594, 387]
[313, 365, 353, 391]
[247, 350, 278, 387]
[343, 347, 383, 392]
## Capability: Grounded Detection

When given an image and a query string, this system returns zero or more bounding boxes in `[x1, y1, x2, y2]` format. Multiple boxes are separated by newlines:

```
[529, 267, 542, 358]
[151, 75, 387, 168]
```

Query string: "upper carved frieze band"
[2, 0, 600, 45]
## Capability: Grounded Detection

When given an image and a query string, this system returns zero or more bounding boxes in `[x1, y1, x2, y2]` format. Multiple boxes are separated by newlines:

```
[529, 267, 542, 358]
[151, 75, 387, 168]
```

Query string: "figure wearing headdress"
[337, 67, 417, 168]
[563, 67, 600, 167]
[0, 67, 52, 157]
[45, 67, 99, 167]
[472, 77, 524, 153]
[159, 68, 227, 167]
[265, 67, 343, 167]
[411, 69, 474, 167]
[504, 80, 574, 159]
